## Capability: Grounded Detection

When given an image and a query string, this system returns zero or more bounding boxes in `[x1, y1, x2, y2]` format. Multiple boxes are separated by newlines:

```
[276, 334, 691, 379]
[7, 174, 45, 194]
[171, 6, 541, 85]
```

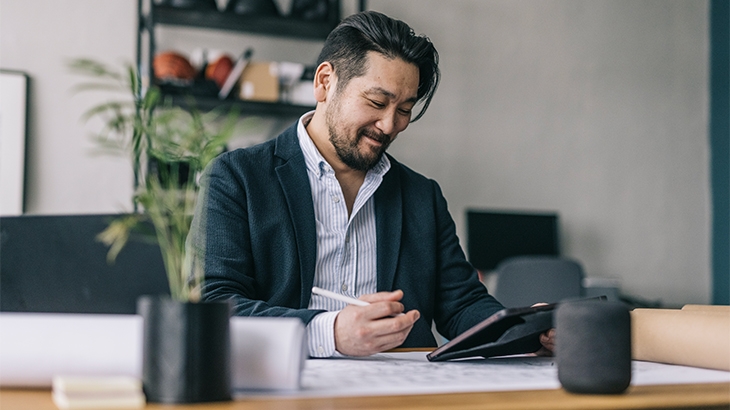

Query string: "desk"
[2, 383, 729, 410]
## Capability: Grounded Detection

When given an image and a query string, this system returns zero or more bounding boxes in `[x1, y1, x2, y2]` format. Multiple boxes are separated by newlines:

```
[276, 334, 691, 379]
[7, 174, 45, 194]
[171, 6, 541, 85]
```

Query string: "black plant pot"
[137, 296, 232, 403]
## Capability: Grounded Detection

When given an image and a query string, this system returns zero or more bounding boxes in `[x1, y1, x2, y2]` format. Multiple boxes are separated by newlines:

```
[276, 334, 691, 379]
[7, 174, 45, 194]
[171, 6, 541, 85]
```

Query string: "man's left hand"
[534, 328, 555, 356]
[529, 302, 555, 356]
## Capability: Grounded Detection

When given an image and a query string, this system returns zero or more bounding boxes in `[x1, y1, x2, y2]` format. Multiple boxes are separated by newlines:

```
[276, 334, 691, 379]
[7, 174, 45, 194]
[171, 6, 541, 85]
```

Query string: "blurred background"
[0, 0, 725, 308]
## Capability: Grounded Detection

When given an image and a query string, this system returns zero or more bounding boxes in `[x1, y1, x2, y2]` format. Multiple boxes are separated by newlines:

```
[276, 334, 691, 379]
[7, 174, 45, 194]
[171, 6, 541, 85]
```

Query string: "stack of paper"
[52, 376, 145, 409]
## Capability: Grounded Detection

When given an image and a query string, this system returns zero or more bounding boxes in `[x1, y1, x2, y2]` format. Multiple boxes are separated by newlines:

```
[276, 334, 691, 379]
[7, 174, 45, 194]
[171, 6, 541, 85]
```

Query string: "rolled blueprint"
[0, 313, 306, 390]
[631, 308, 730, 371]
[0, 313, 143, 387]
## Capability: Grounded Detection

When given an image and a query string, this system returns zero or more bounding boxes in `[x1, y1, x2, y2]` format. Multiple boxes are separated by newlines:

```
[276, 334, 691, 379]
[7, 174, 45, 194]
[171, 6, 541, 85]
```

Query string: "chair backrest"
[492, 256, 584, 308]
[0, 214, 169, 314]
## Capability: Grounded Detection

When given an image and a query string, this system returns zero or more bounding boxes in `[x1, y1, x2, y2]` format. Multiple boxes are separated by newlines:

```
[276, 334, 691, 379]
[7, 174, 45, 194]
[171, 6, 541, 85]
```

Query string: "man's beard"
[326, 101, 392, 172]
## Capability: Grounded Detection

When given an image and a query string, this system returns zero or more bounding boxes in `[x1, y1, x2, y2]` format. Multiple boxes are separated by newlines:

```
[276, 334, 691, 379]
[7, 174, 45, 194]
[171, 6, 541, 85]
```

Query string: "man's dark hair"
[316, 11, 440, 122]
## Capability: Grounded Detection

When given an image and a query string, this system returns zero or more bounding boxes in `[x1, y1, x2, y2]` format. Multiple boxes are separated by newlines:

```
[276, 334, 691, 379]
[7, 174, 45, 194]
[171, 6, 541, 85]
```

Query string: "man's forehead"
[354, 53, 419, 99]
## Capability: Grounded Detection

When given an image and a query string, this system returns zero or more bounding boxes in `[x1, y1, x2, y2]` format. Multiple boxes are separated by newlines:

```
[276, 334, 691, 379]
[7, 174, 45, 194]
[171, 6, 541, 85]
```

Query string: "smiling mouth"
[364, 136, 382, 147]
[361, 130, 388, 146]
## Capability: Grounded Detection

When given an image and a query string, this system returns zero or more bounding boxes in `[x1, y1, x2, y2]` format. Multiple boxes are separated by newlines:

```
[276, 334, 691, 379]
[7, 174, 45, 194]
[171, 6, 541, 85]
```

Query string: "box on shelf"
[239, 61, 279, 102]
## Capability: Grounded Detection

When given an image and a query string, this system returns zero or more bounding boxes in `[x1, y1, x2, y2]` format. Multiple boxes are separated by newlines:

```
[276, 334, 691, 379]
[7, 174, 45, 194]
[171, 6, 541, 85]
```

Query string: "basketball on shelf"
[153, 51, 196, 83]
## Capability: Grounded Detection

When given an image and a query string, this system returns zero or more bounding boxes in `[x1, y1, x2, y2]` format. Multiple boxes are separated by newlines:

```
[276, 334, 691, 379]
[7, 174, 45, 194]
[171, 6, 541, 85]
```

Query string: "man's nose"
[375, 109, 398, 136]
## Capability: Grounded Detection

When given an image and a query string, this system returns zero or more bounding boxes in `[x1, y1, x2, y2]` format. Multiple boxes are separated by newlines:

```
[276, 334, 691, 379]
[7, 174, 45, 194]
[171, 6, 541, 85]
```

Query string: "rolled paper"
[0, 313, 143, 387]
[0, 313, 306, 390]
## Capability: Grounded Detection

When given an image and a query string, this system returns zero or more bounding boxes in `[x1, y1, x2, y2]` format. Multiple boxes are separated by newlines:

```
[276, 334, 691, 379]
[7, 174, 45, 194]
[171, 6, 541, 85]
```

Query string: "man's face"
[325, 52, 419, 171]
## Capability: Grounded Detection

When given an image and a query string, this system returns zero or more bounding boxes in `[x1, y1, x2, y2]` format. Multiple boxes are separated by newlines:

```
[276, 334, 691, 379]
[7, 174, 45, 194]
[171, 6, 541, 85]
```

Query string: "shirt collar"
[297, 111, 327, 177]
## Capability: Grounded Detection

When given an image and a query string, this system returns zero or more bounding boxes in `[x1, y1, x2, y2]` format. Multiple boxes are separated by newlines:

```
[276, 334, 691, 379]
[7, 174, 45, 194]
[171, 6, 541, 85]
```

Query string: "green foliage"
[70, 58, 237, 301]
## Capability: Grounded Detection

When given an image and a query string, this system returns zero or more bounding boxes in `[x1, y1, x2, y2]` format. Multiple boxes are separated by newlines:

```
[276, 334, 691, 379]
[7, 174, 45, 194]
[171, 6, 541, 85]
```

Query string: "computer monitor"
[467, 209, 560, 272]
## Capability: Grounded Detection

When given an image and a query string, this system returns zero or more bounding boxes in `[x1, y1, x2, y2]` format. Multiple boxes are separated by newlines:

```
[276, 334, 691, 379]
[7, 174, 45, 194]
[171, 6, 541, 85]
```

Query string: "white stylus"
[311, 286, 370, 307]
[311, 287, 406, 316]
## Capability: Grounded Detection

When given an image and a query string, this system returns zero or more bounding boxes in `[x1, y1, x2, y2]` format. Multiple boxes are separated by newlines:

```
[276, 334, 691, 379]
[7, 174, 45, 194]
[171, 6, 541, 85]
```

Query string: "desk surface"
[3, 383, 729, 410]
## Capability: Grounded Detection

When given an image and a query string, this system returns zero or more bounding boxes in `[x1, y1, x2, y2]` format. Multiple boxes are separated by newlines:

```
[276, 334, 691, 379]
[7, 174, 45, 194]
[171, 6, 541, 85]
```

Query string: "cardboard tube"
[631, 308, 730, 371]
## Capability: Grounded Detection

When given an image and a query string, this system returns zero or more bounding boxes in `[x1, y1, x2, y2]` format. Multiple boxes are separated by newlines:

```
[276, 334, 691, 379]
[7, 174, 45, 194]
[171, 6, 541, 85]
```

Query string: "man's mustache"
[360, 129, 391, 145]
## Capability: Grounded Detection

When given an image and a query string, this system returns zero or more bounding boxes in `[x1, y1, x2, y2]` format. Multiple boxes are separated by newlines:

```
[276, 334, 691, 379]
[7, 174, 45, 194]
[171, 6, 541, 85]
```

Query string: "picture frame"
[0, 70, 29, 216]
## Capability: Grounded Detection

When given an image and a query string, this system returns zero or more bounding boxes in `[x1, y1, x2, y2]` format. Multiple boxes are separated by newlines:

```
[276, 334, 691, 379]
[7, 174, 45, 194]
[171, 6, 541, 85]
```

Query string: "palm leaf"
[70, 57, 239, 302]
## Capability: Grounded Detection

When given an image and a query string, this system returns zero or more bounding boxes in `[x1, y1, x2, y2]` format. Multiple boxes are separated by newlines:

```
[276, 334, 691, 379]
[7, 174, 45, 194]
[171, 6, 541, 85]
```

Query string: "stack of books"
[52, 375, 145, 409]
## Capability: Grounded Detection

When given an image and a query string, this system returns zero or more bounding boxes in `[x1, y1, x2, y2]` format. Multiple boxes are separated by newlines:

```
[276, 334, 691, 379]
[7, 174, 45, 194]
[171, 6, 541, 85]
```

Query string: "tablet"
[427, 303, 556, 362]
[427, 297, 607, 362]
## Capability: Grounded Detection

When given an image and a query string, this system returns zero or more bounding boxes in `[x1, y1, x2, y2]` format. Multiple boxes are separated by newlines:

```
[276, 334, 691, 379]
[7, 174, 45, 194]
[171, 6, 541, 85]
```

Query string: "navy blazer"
[188, 123, 504, 347]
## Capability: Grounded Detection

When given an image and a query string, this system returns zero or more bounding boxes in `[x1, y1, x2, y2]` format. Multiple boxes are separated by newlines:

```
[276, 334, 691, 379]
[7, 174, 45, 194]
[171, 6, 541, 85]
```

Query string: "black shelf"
[137, 0, 353, 119]
[151, 5, 337, 40]
[168, 94, 314, 117]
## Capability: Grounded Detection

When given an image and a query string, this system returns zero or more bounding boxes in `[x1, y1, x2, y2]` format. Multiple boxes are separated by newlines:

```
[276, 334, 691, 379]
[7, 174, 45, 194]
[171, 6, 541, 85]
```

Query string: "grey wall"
[0, 0, 710, 306]
[1, 0, 137, 214]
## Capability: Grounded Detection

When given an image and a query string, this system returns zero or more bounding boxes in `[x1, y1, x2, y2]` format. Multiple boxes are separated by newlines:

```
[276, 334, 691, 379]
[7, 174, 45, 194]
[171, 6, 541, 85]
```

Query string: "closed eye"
[369, 99, 385, 108]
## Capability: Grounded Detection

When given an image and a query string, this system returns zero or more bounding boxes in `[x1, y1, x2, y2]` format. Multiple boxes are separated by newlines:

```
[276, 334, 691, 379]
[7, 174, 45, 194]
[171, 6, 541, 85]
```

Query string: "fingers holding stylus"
[334, 302, 420, 356]
[311, 287, 418, 356]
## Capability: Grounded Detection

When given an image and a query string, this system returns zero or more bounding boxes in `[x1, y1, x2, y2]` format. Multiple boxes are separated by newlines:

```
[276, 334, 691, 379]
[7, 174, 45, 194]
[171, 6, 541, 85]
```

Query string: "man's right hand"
[333, 290, 420, 356]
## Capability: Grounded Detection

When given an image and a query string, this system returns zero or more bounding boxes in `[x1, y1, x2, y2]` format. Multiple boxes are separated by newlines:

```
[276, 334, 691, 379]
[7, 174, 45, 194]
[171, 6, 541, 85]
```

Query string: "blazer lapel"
[375, 161, 403, 292]
[274, 126, 317, 308]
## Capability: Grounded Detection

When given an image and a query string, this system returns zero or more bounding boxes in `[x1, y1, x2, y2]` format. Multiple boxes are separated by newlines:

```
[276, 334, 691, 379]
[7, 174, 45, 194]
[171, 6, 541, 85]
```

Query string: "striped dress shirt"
[296, 112, 390, 357]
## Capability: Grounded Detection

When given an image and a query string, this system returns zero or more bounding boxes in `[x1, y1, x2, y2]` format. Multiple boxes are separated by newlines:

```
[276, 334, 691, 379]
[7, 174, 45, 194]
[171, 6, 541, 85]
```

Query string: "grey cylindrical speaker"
[555, 300, 631, 394]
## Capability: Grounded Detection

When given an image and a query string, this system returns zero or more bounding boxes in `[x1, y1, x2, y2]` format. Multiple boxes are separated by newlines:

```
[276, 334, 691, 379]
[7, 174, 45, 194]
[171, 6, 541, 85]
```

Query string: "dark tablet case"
[427, 304, 555, 362]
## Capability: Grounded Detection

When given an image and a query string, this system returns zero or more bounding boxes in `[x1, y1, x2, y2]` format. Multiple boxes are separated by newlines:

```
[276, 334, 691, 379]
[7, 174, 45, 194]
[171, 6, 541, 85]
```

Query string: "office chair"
[492, 256, 584, 308]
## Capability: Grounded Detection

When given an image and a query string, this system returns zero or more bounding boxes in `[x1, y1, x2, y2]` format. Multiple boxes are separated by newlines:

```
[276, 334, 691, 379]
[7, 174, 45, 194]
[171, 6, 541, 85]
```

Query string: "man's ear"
[313, 62, 335, 103]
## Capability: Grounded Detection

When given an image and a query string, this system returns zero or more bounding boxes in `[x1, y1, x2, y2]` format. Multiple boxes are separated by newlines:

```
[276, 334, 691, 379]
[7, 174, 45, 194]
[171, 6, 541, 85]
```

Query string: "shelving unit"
[136, 0, 366, 117]
[152, 5, 337, 39]
[169, 94, 315, 117]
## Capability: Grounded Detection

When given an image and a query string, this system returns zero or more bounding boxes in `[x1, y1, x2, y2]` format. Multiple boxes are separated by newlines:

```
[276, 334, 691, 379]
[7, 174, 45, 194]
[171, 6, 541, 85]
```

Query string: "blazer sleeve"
[186, 152, 322, 324]
[429, 179, 505, 339]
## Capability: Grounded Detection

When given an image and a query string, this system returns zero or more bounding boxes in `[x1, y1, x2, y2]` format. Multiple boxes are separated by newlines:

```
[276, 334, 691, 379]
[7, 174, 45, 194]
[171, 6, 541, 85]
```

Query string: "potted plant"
[69, 58, 237, 403]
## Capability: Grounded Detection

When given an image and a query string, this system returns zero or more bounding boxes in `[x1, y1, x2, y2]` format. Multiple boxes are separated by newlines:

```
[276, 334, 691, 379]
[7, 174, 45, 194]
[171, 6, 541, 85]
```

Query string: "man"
[187, 11, 555, 357]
